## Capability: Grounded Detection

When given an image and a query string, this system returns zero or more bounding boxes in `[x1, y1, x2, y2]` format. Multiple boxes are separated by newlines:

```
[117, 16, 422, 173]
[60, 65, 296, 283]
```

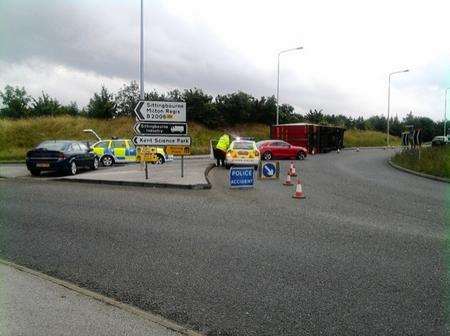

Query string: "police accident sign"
[133, 135, 191, 146]
[134, 101, 186, 122]
[229, 166, 255, 188]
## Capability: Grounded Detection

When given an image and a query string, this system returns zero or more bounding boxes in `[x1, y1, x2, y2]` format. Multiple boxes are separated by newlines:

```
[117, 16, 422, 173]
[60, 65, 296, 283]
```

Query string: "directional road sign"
[134, 101, 186, 122]
[133, 135, 191, 146]
[134, 122, 187, 135]
[229, 166, 255, 188]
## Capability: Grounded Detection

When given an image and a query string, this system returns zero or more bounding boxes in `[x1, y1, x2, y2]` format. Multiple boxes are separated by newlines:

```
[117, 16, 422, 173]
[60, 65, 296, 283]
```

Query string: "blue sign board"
[262, 162, 276, 178]
[229, 166, 255, 188]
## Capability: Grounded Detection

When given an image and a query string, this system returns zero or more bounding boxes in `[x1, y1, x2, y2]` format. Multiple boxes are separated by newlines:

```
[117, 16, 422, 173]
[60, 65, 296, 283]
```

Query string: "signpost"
[132, 136, 191, 146]
[134, 122, 187, 135]
[133, 100, 190, 179]
[134, 101, 186, 122]
[165, 146, 190, 156]
[229, 167, 255, 188]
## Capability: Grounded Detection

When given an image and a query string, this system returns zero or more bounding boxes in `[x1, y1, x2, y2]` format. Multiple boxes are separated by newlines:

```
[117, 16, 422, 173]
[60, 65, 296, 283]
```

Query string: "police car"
[84, 129, 171, 167]
[225, 140, 260, 170]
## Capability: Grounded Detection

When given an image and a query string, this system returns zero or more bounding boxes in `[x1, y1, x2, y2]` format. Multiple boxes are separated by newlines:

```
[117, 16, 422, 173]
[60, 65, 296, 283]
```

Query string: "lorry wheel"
[263, 152, 272, 160]
[297, 152, 306, 160]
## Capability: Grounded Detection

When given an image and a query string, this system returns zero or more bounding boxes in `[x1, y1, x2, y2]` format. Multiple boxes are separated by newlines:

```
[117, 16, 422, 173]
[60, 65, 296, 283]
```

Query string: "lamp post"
[387, 69, 409, 147]
[276, 46, 303, 125]
[444, 88, 450, 137]
[139, 0, 144, 100]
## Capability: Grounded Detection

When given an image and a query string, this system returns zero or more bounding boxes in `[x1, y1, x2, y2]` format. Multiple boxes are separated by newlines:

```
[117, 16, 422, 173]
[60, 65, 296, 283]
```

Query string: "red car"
[256, 140, 308, 161]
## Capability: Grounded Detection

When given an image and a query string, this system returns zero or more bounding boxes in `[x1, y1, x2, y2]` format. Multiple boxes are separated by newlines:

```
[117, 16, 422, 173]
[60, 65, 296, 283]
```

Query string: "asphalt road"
[0, 150, 447, 335]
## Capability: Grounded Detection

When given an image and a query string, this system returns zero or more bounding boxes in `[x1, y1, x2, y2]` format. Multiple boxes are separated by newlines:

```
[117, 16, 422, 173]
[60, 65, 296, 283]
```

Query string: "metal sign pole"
[181, 155, 184, 178]
[145, 162, 148, 180]
[139, 0, 144, 101]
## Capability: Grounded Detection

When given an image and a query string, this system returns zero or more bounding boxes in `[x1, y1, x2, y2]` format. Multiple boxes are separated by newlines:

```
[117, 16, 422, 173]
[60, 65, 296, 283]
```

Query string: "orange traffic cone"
[289, 161, 297, 177]
[283, 172, 293, 186]
[292, 178, 306, 199]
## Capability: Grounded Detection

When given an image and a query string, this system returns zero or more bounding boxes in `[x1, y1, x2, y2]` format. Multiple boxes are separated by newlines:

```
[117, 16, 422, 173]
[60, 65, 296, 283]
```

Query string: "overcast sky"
[1, 0, 449, 120]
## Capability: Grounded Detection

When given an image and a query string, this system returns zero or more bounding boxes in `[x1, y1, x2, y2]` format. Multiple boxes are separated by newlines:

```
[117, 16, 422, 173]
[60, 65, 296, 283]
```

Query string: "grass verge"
[343, 129, 400, 147]
[391, 146, 450, 179]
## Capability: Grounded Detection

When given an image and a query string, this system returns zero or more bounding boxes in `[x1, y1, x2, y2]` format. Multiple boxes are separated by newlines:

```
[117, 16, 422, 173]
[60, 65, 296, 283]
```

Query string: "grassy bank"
[343, 129, 400, 147]
[0, 116, 270, 161]
[0, 116, 399, 161]
[391, 146, 450, 179]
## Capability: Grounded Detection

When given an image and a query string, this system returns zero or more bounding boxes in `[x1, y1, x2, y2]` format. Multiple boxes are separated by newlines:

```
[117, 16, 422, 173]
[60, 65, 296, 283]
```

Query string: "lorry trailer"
[270, 123, 345, 154]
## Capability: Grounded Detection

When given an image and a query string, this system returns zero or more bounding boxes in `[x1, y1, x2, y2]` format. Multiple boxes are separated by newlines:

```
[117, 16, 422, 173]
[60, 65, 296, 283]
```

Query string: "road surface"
[0, 150, 447, 335]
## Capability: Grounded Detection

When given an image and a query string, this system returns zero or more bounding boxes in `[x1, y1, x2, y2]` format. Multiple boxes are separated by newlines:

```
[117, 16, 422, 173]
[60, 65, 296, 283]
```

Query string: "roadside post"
[181, 156, 184, 177]
[166, 146, 190, 178]
[229, 166, 255, 189]
[133, 101, 190, 179]
[138, 147, 157, 179]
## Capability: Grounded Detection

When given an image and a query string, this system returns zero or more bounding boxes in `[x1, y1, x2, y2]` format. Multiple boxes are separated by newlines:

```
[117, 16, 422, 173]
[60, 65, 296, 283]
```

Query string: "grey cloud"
[0, 0, 268, 95]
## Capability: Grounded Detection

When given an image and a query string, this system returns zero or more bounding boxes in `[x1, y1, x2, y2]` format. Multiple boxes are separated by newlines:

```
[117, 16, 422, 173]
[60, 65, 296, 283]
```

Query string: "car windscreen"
[233, 142, 254, 150]
[36, 141, 70, 151]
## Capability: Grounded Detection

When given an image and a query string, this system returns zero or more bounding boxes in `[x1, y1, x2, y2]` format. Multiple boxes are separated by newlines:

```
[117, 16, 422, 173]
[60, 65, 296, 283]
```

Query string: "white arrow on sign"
[133, 136, 191, 146]
[134, 101, 186, 122]
[264, 165, 275, 176]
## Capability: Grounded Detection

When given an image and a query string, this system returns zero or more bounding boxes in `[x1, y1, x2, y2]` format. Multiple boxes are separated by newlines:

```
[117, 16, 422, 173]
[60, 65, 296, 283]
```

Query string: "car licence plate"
[238, 151, 248, 156]
[36, 163, 50, 168]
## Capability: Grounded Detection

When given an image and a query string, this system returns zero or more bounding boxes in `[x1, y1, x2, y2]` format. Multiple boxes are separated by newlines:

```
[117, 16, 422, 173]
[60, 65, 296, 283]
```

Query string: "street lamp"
[444, 88, 450, 137]
[276, 46, 303, 125]
[387, 69, 409, 147]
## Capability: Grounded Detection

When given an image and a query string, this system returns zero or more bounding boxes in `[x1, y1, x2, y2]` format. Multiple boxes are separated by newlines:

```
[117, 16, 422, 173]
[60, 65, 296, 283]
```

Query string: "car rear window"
[79, 143, 89, 151]
[233, 141, 254, 150]
[37, 141, 70, 151]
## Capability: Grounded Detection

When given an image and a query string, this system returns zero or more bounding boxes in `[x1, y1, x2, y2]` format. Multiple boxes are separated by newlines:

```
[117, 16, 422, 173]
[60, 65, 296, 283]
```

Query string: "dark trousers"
[213, 148, 226, 166]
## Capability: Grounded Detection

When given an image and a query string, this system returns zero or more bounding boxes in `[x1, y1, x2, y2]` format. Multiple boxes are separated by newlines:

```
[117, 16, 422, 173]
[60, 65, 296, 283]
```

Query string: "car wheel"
[297, 151, 306, 160]
[254, 165, 258, 171]
[101, 155, 114, 167]
[69, 161, 77, 175]
[29, 169, 40, 176]
[151, 154, 165, 165]
[91, 157, 99, 170]
[263, 152, 272, 160]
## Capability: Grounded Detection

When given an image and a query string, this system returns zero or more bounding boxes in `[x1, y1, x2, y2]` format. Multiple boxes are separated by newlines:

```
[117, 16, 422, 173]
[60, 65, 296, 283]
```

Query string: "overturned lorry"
[270, 123, 345, 154]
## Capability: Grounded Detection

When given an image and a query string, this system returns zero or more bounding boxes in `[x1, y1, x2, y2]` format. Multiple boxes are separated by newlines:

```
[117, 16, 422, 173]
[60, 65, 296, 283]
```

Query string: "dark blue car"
[26, 140, 99, 176]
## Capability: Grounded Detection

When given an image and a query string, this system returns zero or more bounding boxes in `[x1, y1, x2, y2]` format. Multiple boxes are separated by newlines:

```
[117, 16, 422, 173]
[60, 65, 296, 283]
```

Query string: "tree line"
[0, 82, 445, 141]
